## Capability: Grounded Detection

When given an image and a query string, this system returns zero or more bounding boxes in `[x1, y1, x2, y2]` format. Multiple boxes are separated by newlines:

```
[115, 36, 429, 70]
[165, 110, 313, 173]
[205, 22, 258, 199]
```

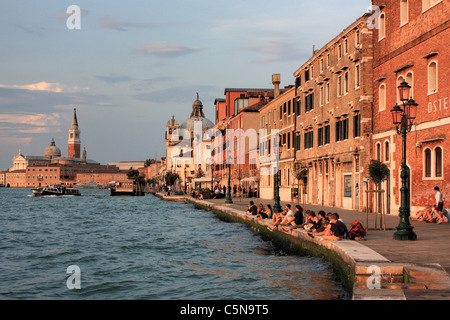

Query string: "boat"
[31, 185, 81, 197]
[110, 180, 142, 196]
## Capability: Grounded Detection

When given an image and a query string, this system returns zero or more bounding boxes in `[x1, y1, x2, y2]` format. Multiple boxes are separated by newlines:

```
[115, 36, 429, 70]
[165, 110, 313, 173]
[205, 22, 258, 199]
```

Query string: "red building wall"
[372, 0, 449, 214]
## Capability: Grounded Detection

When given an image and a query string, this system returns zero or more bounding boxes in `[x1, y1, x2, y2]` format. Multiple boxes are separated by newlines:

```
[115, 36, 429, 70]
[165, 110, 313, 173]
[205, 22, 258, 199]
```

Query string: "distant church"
[165, 94, 214, 190]
[7, 109, 127, 188]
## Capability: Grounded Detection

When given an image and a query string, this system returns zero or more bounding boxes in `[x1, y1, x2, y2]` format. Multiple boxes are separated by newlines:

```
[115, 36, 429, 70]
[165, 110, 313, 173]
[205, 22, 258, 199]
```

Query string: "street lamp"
[273, 140, 283, 213]
[390, 80, 417, 241]
[225, 158, 233, 204]
[211, 163, 214, 192]
[184, 167, 187, 194]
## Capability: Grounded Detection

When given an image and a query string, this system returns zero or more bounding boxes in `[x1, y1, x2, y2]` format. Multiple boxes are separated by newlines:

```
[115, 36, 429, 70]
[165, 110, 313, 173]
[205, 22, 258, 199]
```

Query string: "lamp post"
[390, 80, 418, 241]
[273, 142, 283, 213]
[211, 163, 214, 191]
[225, 161, 233, 204]
[184, 167, 187, 194]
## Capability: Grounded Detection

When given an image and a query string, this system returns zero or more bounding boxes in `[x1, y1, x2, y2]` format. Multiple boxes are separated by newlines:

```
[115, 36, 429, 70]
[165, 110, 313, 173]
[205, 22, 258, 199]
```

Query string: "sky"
[0, 0, 372, 170]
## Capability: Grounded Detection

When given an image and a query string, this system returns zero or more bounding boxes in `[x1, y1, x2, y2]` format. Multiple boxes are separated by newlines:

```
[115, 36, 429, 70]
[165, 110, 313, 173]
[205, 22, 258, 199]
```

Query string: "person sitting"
[279, 204, 294, 226]
[282, 205, 304, 232]
[257, 204, 269, 220]
[322, 213, 348, 241]
[412, 207, 433, 222]
[264, 204, 273, 219]
[304, 211, 318, 231]
[246, 201, 257, 216]
[309, 219, 330, 238]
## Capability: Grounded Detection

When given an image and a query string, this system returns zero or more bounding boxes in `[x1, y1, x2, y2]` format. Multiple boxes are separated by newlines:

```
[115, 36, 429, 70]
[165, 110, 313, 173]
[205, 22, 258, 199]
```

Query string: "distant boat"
[31, 185, 81, 197]
[110, 180, 140, 196]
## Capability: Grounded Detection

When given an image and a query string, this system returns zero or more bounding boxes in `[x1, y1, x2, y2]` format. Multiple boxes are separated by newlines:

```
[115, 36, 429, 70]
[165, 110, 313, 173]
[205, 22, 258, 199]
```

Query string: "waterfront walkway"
[156, 192, 450, 300]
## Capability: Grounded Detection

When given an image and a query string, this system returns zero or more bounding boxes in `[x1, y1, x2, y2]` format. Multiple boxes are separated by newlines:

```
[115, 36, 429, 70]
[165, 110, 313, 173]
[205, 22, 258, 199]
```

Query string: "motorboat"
[31, 185, 81, 197]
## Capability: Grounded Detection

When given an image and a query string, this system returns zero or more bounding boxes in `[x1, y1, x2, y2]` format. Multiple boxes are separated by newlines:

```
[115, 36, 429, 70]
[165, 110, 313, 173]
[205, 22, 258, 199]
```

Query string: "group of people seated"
[412, 206, 449, 224]
[245, 201, 350, 241]
[411, 186, 449, 224]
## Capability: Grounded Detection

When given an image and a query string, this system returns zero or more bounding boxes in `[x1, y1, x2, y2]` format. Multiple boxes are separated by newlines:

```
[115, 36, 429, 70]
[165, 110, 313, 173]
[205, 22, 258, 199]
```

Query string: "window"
[379, 83, 386, 111]
[344, 72, 349, 94]
[376, 142, 381, 161]
[305, 93, 314, 112]
[406, 72, 414, 98]
[296, 99, 301, 115]
[424, 148, 432, 177]
[355, 65, 360, 88]
[320, 58, 324, 72]
[436, 147, 442, 177]
[423, 0, 443, 12]
[326, 82, 330, 103]
[338, 76, 342, 96]
[400, 0, 409, 26]
[384, 141, 390, 162]
[320, 86, 324, 106]
[379, 13, 386, 41]
[344, 39, 348, 54]
[304, 131, 314, 149]
[338, 44, 342, 59]
[397, 76, 406, 104]
[356, 30, 360, 45]
[327, 53, 331, 67]
[318, 127, 324, 146]
[353, 113, 361, 138]
[428, 61, 438, 94]
[305, 69, 310, 82]
[324, 125, 330, 145]
[335, 118, 349, 142]
[295, 134, 301, 151]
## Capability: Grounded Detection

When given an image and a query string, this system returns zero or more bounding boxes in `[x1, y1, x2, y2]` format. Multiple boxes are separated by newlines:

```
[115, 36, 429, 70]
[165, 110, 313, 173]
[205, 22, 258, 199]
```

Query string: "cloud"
[133, 41, 204, 58]
[96, 74, 135, 84]
[100, 16, 149, 31]
[0, 113, 61, 127]
[0, 81, 89, 93]
[237, 40, 306, 63]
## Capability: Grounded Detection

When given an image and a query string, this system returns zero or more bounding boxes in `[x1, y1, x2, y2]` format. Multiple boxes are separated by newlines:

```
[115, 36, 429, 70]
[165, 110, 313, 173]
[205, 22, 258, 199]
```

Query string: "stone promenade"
[156, 192, 450, 300]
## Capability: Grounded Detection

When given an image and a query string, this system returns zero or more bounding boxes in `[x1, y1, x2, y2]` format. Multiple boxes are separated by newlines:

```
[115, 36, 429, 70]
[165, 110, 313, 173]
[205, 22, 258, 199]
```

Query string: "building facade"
[371, 0, 449, 215]
[293, 14, 374, 211]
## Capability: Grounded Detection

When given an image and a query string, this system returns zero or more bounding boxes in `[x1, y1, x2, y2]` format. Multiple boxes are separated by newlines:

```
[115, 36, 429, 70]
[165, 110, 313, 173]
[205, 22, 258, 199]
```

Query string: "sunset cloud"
[0, 82, 89, 93]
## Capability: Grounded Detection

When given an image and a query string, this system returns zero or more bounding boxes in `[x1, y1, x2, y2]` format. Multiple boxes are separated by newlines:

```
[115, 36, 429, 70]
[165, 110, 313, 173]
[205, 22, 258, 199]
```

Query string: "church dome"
[180, 93, 214, 133]
[44, 138, 61, 159]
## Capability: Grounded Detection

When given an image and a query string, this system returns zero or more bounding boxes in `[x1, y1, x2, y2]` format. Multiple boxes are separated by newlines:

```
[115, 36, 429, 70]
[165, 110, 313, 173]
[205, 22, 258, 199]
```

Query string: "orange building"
[371, 0, 449, 215]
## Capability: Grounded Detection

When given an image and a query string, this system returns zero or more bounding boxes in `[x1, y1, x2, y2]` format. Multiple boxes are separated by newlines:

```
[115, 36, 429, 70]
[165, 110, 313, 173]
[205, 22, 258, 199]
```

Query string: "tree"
[368, 160, 390, 230]
[165, 172, 179, 186]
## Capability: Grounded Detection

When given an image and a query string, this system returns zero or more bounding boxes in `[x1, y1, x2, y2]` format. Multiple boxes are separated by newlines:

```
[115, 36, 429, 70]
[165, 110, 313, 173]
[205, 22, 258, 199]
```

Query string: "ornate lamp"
[390, 81, 417, 241]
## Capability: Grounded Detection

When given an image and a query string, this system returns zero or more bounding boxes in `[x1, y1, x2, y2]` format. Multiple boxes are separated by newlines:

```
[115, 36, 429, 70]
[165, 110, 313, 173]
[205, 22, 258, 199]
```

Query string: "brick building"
[371, 0, 449, 215]
[259, 74, 297, 202]
[293, 14, 374, 211]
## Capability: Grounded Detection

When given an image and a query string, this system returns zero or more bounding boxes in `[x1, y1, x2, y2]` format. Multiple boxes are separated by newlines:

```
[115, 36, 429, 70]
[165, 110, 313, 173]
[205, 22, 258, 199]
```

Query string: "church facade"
[5, 109, 128, 188]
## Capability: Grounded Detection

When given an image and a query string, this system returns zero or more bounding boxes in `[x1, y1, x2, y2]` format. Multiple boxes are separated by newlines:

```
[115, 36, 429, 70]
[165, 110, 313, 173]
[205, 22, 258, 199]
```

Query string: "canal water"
[0, 188, 349, 300]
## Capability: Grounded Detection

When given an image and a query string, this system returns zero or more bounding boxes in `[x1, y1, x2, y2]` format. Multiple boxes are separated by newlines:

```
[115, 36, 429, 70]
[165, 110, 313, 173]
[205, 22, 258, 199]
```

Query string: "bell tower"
[68, 108, 81, 159]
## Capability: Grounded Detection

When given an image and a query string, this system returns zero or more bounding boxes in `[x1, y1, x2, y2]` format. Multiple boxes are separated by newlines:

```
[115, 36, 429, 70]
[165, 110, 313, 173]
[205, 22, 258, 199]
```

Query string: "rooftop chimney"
[272, 74, 280, 98]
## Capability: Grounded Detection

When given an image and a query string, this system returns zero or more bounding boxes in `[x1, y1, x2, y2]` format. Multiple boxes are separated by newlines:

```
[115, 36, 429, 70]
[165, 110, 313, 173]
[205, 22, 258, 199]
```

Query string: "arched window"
[406, 72, 414, 98]
[435, 147, 442, 177]
[428, 61, 438, 94]
[385, 141, 390, 162]
[397, 76, 405, 104]
[379, 13, 386, 40]
[424, 148, 432, 178]
[376, 142, 382, 161]
[379, 84, 386, 111]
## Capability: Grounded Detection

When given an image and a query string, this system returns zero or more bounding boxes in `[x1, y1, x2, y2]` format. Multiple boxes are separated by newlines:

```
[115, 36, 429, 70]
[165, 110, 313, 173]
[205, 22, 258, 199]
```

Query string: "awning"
[242, 177, 260, 182]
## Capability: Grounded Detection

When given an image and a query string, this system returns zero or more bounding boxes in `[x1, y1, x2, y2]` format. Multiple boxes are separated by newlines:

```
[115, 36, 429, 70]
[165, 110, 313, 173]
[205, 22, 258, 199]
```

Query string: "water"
[0, 188, 349, 300]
